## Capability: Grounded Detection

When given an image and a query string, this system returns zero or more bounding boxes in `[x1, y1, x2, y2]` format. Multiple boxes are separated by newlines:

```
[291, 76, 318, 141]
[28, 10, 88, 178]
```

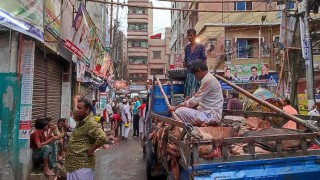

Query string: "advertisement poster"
[76, 60, 86, 82]
[99, 93, 107, 109]
[223, 64, 276, 83]
[0, 1, 44, 41]
[174, 54, 183, 68]
[298, 94, 308, 115]
[65, 3, 106, 77]
[19, 41, 35, 139]
[44, 0, 62, 51]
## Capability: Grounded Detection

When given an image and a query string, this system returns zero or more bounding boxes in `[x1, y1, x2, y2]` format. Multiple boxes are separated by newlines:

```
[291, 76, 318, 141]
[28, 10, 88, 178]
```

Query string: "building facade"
[127, 0, 151, 85]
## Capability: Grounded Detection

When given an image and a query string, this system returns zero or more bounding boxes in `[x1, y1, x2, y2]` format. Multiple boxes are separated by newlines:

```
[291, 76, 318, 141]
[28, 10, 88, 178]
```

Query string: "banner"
[223, 64, 276, 84]
[44, 0, 62, 51]
[19, 40, 35, 139]
[174, 54, 183, 68]
[65, 3, 106, 76]
[0, 1, 44, 41]
[76, 60, 86, 82]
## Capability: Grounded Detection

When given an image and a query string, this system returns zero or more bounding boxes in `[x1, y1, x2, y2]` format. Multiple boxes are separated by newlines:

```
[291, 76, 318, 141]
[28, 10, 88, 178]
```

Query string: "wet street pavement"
[94, 136, 147, 180]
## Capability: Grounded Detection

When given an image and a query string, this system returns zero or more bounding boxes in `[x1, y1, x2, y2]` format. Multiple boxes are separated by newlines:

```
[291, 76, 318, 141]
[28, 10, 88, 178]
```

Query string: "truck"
[144, 69, 320, 180]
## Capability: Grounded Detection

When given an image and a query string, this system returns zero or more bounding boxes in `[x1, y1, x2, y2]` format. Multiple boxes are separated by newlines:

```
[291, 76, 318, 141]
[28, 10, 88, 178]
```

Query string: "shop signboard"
[130, 85, 146, 91]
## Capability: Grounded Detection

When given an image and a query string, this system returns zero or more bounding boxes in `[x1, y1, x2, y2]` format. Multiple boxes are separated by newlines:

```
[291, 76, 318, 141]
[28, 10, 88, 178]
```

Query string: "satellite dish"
[206, 43, 214, 52]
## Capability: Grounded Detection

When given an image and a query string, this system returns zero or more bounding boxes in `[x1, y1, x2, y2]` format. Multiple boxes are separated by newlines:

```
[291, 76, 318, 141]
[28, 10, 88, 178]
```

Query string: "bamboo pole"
[214, 74, 319, 132]
[155, 77, 183, 122]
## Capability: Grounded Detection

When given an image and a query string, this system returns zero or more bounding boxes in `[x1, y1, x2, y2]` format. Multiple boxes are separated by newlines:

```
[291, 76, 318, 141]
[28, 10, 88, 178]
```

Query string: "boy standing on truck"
[168, 60, 223, 126]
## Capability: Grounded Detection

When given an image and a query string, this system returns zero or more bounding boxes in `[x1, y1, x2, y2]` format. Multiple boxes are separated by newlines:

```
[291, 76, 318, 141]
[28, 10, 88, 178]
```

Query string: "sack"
[124, 122, 129, 127]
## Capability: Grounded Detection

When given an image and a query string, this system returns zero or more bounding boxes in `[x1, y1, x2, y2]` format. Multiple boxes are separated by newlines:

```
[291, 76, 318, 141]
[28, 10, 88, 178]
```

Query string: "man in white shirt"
[168, 60, 224, 126]
[121, 98, 131, 139]
[308, 101, 320, 116]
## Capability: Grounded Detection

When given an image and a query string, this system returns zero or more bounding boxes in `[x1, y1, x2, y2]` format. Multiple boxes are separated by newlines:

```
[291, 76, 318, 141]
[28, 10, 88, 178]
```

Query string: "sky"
[117, 0, 171, 38]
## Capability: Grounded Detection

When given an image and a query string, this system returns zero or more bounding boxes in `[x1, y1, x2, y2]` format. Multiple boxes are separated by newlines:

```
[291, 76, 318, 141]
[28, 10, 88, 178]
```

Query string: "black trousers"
[133, 114, 140, 136]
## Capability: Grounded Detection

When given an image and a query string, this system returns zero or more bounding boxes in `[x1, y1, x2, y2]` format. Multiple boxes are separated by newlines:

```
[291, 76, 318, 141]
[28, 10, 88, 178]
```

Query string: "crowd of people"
[29, 95, 148, 179]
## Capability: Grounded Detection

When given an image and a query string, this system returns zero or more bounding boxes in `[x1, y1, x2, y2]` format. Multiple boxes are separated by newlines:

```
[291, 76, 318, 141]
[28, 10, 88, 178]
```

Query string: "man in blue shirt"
[132, 96, 141, 137]
[184, 28, 207, 98]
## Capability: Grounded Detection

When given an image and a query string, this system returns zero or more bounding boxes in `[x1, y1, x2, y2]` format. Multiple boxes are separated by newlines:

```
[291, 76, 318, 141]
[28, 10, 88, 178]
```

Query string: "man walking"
[65, 98, 106, 180]
[121, 99, 131, 140]
[132, 96, 141, 137]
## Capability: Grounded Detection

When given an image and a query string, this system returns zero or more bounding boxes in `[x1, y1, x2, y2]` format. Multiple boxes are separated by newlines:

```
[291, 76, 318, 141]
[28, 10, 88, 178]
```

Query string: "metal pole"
[214, 74, 318, 132]
[298, 0, 315, 110]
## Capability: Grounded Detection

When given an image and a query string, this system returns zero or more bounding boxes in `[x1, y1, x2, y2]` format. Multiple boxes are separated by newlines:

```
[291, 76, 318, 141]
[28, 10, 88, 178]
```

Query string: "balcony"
[127, 31, 148, 37]
[127, 35, 148, 40]
[128, 51, 148, 57]
[128, 18, 148, 24]
[128, 14, 148, 20]
[128, 47, 148, 53]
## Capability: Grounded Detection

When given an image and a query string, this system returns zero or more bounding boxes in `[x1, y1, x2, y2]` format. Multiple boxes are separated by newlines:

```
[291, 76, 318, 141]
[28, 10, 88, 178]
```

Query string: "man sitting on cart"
[168, 60, 224, 126]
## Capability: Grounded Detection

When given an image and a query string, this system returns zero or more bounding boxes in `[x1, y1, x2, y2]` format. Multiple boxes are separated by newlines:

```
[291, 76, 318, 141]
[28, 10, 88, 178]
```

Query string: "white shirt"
[121, 104, 131, 123]
[308, 108, 320, 116]
[106, 103, 113, 116]
[185, 72, 223, 120]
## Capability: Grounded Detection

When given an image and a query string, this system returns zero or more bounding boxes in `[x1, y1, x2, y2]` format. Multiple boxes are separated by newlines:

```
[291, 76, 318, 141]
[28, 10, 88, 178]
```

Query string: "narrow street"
[94, 131, 148, 180]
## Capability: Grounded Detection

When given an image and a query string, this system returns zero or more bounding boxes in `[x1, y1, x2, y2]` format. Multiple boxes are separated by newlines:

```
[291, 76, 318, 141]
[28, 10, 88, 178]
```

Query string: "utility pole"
[298, 0, 315, 110]
[112, 0, 120, 79]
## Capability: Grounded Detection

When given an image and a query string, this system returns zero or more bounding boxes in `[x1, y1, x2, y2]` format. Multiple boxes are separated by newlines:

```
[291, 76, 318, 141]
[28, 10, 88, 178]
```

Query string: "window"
[152, 51, 161, 59]
[234, 1, 252, 11]
[151, 69, 164, 75]
[128, 40, 148, 48]
[128, 57, 147, 64]
[129, 73, 148, 81]
[128, 23, 148, 31]
[237, 38, 256, 58]
[128, 7, 146, 14]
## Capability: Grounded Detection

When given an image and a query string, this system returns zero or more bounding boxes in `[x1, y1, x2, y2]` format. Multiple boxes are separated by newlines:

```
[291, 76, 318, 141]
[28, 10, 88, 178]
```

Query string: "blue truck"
[145, 70, 320, 180]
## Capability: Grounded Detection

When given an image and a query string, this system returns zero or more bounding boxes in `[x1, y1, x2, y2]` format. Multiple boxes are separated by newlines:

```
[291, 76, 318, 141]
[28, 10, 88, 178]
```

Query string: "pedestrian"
[227, 92, 243, 111]
[138, 98, 147, 139]
[105, 99, 113, 123]
[308, 101, 320, 116]
[168, 60, 223, 126]
[30, 118, 58, 176]
[282, 98, 298, 129]
[65, 98, 106, 180]
[121, 98, 131, 140]
[56, 118, 72, 162]
[110, 107, 122, 137]
[184, 28, 206, 98]
[133, 96, 141, 137]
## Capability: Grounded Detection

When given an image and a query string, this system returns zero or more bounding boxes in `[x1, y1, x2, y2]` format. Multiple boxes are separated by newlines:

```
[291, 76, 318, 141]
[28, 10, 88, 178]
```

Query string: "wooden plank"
[178, 129, 187, 140]
[223, 110, 320, 121]
[169, 135, 187, 149]
[151, 113, 185, 127]
[222, 133, 318, 144]
[275, 140, 283, 155]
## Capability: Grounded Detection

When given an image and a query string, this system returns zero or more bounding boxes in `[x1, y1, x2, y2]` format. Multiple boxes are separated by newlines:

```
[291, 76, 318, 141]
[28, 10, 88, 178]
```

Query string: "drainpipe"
[9, 31, 18, 73]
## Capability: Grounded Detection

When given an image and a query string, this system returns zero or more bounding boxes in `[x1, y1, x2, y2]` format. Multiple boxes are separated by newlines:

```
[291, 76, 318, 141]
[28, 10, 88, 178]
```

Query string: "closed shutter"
[46, 57, 62, 120]
[32, 52, 63, 122]
[32, 52, 46, 122]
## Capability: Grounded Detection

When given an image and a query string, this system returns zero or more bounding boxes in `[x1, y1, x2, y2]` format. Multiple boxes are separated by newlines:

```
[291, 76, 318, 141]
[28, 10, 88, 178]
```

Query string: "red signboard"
[64, 39, 83, 58]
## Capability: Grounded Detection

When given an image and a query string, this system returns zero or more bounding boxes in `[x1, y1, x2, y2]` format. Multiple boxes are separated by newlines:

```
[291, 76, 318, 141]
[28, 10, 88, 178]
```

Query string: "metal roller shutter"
[32, 52, 46, 122]
[32, 51, 63, 122]
[46, 56, 62, 120]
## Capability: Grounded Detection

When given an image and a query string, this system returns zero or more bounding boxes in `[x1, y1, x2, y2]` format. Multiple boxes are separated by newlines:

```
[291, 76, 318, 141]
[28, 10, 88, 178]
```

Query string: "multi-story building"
[148, 28, 172, 80]
[127, 0, 151, 85]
